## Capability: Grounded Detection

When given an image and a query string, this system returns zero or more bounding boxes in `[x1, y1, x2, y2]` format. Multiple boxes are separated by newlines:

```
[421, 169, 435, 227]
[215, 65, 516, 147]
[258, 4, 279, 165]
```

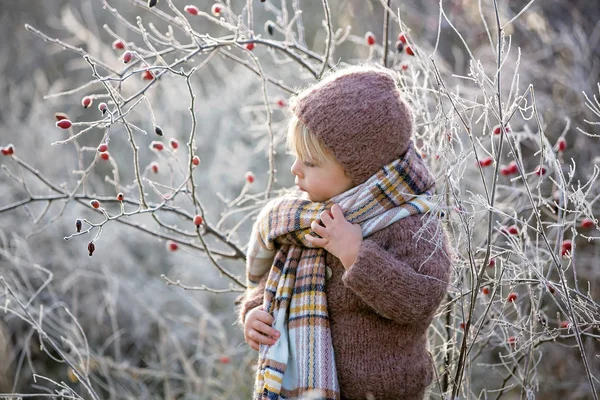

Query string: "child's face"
[291, 155, 354, 202]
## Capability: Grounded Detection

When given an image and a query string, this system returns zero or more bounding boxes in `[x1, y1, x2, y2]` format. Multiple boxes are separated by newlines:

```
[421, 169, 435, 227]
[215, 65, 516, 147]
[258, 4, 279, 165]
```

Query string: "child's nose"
[291, 159, 302, 177]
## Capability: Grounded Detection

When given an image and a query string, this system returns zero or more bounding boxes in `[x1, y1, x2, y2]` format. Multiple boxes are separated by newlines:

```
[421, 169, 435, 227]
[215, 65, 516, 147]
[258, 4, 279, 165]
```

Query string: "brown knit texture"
[289, 65, 415, 186]
[236, 214, 452, 399]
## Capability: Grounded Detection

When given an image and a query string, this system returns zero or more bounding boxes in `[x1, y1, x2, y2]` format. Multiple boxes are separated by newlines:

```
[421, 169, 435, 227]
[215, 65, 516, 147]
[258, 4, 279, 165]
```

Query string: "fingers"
[246, 338, 259, 351]
[330, 204, 345, 220]
[254, 310, 274, 325]
[252, 319, 280, 339]
[245, 328, 278, 347]
[320, 209, 334, 224]
[310, 220, 327, 237]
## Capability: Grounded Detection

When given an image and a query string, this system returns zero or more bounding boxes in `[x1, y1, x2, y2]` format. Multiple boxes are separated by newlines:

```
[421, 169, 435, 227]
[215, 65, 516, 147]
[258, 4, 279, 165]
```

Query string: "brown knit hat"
[289, 65, 415, 186]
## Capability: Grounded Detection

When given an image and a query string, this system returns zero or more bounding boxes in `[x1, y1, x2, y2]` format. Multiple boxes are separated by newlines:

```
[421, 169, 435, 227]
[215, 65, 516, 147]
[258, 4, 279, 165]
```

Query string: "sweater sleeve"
[234, 271, 269, 328]
[341, 221, 451, 325]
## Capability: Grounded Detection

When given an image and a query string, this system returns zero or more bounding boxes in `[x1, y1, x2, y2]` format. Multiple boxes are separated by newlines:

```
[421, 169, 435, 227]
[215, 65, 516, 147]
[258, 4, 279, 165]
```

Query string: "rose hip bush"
[0, 0, 599, 399]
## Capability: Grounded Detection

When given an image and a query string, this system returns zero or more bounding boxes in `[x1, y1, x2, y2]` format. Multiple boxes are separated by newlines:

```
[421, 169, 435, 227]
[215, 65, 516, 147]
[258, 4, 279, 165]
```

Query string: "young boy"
[236, 65, 452, 400]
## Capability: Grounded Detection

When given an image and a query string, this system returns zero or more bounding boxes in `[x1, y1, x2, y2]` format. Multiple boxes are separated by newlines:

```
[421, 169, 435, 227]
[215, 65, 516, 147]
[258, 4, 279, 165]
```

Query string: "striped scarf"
[245, 141, 436, 400]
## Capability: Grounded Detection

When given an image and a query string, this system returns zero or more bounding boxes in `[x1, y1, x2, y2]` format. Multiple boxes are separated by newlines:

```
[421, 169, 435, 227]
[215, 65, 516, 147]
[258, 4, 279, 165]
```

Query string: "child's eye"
[303, 161, 315, 167]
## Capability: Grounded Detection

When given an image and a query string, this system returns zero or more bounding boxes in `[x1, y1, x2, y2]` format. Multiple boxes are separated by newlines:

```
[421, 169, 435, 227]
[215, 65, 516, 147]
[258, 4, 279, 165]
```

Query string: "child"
[236, 65, 452, 400]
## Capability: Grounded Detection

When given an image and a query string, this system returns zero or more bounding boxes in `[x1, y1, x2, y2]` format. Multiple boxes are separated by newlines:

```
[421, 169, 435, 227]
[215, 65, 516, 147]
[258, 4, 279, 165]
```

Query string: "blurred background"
[0, 0, 599, 399]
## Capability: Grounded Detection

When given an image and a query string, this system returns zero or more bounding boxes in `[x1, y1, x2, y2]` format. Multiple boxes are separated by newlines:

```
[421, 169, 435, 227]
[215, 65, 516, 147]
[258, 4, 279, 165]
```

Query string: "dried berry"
[76, 219, 82, 233]
[117, 192, 124, 201]
[265, 21, 275, 36]
[395, 40, 404, 53]
[122, 51, 133, 63]
[88, 242, 95, 257]
[112, 39, 125, 50]
[98, 143, 108, 153]
[185, 5, 200, 15]
[82, 96, 93, 109]
[192, 155, 200, 166]
[154, 125, 163, 136]
[54, 112, 69, 121]
[56, 119, 72, 129]
[547, 284, 556, 294]
[148, 0, 158, 7]
[194, 215, 203, 225]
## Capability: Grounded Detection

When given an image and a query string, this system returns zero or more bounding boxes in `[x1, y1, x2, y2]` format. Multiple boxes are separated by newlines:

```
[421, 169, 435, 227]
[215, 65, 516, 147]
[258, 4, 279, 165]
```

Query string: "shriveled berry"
[151, 141, 164, 151]
[185, 5, 200, 15]
[265, 21, 275, 36]
[580, 218, 594, 229]
[112, 39, 125, 50]
[147, 0, 158, 7]
[556, 137, 567, 152]
[547, 284, 556, 294]
[482, 287, 490, 295]
[478, 157, 493, 167]
[56, 119, 72, 129]
[154, 125, 163, 136]
[97, 143, 108, 153]
[365, 31, 375, 46]
[398, 32, 407, 44]
[170, 138, 179, 150]
[192, 155, 200, 166]
[76, 219, 82, 233]
[117, 192, 124, 201]
[1, 144, 14, 156]
[395, 40, 404, 52]
[194, 215, 203, 225]
[82, 96, 93, 109]
[100, 152, 110, 161]
[150, 162, 159, 174]
[54, 112, 69, 121]
[245, 42, 255, 51]
[88, 242, 95, 257]
[534, 166, 547, 176]
[90, 200, 100, 209]
[98, 102, 108, 113]
[167, 240, 179, 251]
[245, 171, 255, 184]
[142, 70, 154, 80]
[405, 46, 415, 56]
[122, 51, 133, 63]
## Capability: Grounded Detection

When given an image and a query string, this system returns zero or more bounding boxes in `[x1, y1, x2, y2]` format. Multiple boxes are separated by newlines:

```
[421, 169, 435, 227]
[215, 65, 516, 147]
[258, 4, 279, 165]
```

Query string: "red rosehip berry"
[142, 70, 154, 80]
[117, 192, 124, 201]
[507, 336, 516, 345]
[488, 258, 495, 267]
[150, 162, 159, 174]
[534, 166, 547, 176]
[76, 219, 82, 233]
[560, 320, 570, 329]
[277, 98, 286, 108]
[192, 155, 200, 166]
[507, 225, 519, 235]
[122, 50, 133, 63]
[401, 63, 409, 71]
[56, 119, 72, 129]
[1, 144, 14, 156]
[185, 5, 199, 15]
[151, 141, 164, 151]
[478, 156, 493, 167]
[405, 46, 415, 56]
[82, 96, 93, 109]
[580, 218, 594, 229]
[547, 284, 556, 294]
[219, 355, 230, 364]
[90, 200, 100, 209]
[88, 242, 95, 257]
[98, 102, 108, 113]
[507, 292, 518, 303]
[459, 322, 466, 330]
[493, 125, 511, 135]
[169, 138, 179, 150]
[97, 143, 108, 153]
[194, 215, 203, 225]
[167, 240, 179, 251]
[245, 171, 255, 184]
[482, 287, 490, 295]
[54, 112, 69, 121]
[112, 39, 125, 50]
[210, 4, 221, 16]
[555, 137, 567, 152]
[100, 152, 110, 161]
[398, 32, 408, 44]
[500, 165, 512, 176]
[245, 42, 255, 51]
[508, 161, 518, 174]
[365, 31, 376, 46]
[561, 239, 572, 257]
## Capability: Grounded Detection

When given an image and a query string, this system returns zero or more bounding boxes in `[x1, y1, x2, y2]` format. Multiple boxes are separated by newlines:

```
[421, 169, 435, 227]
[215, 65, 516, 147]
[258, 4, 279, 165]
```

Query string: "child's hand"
[305, 204, 363, 269]
[244, 305, 280, 351]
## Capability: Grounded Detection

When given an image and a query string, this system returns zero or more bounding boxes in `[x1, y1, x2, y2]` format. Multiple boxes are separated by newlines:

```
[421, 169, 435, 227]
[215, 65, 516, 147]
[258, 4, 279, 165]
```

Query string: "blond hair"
[286, 114, 336, 166]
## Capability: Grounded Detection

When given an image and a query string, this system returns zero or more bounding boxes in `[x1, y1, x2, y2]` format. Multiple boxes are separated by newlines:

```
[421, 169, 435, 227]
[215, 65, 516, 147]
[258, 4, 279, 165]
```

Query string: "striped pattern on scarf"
[245, 141, 436, 399]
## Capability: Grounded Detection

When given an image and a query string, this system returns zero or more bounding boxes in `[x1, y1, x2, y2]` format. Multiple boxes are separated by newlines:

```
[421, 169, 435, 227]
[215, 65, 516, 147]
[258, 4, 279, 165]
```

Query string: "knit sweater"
[236, 212, 452, 399]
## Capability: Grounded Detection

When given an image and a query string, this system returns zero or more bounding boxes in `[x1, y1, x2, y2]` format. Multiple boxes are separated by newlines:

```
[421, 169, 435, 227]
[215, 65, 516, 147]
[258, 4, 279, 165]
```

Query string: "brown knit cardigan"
[236, 213, 452, 400]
